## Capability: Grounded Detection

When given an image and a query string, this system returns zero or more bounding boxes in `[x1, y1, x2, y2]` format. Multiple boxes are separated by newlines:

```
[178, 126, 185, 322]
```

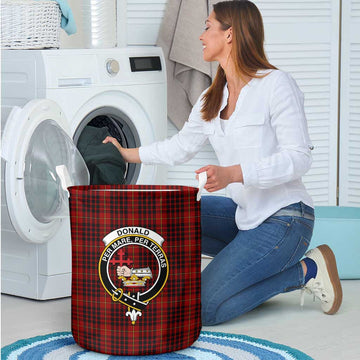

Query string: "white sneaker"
[301, 244, 342, 314]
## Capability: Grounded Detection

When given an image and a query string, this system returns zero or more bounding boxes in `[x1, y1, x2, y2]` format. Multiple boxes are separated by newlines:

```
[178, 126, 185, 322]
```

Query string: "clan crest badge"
[98, 227, 169, 325]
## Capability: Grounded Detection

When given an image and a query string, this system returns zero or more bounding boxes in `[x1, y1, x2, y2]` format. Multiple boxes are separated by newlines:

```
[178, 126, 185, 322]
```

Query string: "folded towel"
[35, 0, 77, 35]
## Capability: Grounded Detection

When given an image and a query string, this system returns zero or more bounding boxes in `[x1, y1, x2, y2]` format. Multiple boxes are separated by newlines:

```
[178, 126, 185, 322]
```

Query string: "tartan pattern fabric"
[68, 185, 202, 356]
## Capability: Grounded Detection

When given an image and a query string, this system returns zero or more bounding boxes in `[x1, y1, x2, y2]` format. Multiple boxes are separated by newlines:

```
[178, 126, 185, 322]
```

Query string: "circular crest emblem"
[98, 227, 169, 324]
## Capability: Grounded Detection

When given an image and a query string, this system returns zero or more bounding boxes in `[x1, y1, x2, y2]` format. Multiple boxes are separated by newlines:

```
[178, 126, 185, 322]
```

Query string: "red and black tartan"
[68, 185, 202, 356]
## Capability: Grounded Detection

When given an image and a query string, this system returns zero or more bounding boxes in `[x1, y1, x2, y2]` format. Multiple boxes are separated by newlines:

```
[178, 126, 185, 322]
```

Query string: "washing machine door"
[2, 99, 90, 244]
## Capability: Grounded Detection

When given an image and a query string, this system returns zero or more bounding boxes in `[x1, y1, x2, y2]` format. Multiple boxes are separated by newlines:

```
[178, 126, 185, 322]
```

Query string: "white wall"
[60, 0, 167, 49]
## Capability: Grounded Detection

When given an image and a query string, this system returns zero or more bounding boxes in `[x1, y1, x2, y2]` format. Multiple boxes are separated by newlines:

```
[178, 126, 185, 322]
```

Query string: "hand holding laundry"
[102, 136, 141, 163]
[103, 136, 122, 152]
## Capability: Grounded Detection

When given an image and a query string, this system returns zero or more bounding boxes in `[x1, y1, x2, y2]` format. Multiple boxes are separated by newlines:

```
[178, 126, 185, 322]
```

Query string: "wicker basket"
[1, 0, 61, 49]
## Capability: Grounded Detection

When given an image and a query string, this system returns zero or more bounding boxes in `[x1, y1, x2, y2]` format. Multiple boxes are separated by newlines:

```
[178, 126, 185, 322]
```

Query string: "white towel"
[157, 0, 218, 130]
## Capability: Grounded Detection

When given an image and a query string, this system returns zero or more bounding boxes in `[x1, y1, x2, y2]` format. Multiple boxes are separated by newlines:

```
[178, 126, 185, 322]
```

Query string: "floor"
[1, 260, 360, 360]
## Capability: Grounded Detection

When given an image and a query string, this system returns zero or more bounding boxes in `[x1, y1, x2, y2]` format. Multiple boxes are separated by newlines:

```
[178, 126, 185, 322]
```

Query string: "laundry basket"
[68, 184, 202, 356]
[1, 0, 61, 49]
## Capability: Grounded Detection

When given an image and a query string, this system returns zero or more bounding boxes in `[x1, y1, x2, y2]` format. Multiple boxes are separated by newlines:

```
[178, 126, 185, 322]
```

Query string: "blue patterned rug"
[1, 331, 313, 360]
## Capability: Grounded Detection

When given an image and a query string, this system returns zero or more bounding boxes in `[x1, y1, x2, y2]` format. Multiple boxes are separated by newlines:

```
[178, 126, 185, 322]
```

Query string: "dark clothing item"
[77, 126, 126, 185]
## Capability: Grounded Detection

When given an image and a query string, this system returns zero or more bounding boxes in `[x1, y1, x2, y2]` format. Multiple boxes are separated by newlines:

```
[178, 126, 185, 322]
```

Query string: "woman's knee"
[201, 272, 226, 325]
[201, 294, 218, 326]
[201, 310, 218, 326]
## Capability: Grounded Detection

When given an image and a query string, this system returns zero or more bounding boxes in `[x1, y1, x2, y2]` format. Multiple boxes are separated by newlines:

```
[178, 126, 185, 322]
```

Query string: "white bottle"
[82, 0, 116, 48]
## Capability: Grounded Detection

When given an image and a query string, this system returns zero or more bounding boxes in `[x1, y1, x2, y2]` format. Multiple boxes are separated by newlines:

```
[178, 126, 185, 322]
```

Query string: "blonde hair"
[201, 0, 277, 121]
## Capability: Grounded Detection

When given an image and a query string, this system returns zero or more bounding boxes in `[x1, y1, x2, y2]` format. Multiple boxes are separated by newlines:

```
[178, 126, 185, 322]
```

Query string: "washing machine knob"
[106, 59, 119, 76]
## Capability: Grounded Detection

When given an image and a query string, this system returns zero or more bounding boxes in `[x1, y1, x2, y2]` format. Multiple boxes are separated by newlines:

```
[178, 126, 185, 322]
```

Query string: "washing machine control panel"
[129, 56, 162, 72]
[106, 59, 120, 76]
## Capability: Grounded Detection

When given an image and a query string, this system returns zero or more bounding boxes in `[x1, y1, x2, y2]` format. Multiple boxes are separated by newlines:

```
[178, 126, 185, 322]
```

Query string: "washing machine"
[1, 47, 167, 300]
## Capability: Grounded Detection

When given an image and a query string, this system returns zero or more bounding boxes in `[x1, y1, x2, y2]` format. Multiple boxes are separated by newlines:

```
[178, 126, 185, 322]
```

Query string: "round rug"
[1, 331, 314, 360]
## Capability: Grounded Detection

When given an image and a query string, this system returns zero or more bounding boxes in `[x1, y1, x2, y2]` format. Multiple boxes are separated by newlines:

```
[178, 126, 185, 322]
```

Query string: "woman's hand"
[103, 136, 141, 163]
[195, 164, 243, 192]
[103, 136, 122, 152]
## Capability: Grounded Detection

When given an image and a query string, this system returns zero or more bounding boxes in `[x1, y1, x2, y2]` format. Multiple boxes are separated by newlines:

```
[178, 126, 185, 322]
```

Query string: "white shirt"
[139, 70, 314, 230]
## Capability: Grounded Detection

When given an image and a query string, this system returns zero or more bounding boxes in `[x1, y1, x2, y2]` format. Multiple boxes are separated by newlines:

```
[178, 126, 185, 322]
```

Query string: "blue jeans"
[201, 196, 314, 325]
